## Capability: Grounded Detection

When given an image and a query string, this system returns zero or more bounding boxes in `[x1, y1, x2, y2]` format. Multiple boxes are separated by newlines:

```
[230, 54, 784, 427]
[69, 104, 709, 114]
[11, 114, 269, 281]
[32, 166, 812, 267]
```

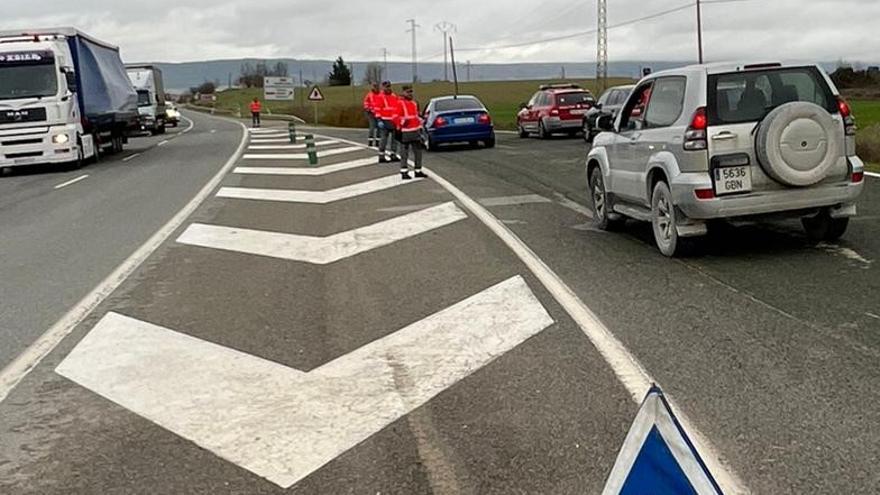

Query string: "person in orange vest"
[396, 85, 426, 180]
[376, 81, 401, 164]
[249, 97, 262, 128]
[363, 82, 383, 147]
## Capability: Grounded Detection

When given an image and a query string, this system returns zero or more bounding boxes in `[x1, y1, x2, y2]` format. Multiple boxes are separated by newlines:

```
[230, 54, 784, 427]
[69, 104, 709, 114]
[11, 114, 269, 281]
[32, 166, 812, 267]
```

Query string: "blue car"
[423, 95, 495, 151]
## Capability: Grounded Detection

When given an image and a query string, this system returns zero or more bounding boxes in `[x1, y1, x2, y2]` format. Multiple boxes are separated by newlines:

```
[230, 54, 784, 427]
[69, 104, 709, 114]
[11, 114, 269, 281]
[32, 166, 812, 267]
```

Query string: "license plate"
[570, 109, 588, 115]
[455, 117, 475, 124]
[714, 165, 752, 195]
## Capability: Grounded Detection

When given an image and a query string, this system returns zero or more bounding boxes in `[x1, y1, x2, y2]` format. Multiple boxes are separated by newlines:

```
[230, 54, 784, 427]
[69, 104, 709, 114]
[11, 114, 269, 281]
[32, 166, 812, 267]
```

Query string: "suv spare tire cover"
[755, 101, 842, 187]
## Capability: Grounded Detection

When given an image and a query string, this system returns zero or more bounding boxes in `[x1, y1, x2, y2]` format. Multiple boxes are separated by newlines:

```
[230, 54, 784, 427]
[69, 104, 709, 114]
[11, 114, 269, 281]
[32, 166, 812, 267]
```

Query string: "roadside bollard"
[305, 134, 318, 165]
[288, 121, 297, 143]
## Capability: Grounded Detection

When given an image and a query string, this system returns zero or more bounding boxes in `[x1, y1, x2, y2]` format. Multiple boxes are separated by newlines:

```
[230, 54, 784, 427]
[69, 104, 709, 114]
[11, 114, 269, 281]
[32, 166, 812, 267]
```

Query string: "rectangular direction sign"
[264, 76, 296, 101]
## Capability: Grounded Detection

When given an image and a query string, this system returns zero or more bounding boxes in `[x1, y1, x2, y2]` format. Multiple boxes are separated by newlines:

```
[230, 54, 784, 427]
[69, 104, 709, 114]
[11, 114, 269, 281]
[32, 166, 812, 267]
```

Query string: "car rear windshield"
[707, 66, 836, 125]
[556, 92, 594, 106]
[435, 97, 483, 112]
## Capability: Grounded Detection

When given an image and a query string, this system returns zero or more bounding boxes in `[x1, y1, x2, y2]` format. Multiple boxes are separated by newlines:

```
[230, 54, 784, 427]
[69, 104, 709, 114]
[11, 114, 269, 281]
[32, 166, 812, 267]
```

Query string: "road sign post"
[288, 121, 297, 144]
[308, 86, 325, 126]
[305, 134, 318, 165]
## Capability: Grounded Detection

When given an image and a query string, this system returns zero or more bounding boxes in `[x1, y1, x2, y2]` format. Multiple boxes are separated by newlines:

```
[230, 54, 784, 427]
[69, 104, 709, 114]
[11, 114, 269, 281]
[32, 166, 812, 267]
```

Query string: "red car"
[517, 84, 595, 139]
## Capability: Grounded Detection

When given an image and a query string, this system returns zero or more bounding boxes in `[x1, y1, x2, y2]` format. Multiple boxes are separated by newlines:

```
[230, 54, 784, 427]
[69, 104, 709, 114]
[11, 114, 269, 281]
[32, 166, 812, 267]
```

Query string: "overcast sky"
[2, 0, 879, 65]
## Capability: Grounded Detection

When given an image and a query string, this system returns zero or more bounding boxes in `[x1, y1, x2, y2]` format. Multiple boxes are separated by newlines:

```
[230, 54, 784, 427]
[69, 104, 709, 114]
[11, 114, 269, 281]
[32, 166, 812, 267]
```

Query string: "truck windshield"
[137, 90, 152, 107]
[0, 53, 58, 101]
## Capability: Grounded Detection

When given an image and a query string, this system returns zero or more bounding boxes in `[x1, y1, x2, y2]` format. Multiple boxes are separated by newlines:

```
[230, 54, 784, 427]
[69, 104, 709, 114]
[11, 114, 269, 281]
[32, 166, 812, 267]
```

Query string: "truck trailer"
[0, 27, 138, 170]
[126, 65, 167, 135]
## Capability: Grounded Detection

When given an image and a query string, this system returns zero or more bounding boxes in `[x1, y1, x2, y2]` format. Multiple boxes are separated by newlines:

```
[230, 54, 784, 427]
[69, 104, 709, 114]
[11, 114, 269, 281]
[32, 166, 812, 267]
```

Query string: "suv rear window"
[556, 92, 593, 106]
[435, 97, 483, 112]
[708, 66, 836, 125]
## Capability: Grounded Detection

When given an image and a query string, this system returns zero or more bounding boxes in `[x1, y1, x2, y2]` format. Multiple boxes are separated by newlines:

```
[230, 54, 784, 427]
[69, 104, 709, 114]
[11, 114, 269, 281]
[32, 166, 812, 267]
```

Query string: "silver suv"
[586, 62, 865, 257]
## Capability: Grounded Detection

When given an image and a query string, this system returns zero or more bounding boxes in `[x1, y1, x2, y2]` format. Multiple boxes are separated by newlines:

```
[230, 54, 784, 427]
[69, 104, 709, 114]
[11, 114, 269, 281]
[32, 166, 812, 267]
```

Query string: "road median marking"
[248, 140, 339, 150]
[122, 153, 141, 162]
[54, 174, 89, 190]
[234, 157, 377, 176]
[243, 146, 363, 161]
[866, 171, 880, 179]
[217, 175, 420, 204]
[177, 202, 467, 265]
[478, 194, 551, 207]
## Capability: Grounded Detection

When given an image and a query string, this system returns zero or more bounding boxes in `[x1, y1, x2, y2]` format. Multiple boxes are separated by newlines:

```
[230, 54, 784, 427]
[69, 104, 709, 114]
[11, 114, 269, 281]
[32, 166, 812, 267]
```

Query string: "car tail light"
[852, 171, 864, 183]
[694, 188, 715, 200]
[478, 113, 491, 124]
[684, 107, 708, 151]
[838, 97, 856, 136]
[433, 116, 447, 128]
[550, 109, 560, 116]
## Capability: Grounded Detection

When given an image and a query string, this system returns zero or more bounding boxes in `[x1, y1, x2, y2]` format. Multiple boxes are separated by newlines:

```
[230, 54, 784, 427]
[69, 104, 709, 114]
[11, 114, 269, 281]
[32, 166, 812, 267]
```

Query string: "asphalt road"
[0, 111, 243, 368]
[0, 120, 877, 494]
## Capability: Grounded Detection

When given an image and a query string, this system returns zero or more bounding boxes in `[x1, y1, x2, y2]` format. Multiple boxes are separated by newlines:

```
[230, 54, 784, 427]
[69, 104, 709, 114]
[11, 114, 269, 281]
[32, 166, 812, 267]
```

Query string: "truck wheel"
[802, 210, 849, 242]
[158, 122, 167, 135]
[112, 135, 124, 154]
[651, 181, 696, 257]
[68, 138, 85, 170]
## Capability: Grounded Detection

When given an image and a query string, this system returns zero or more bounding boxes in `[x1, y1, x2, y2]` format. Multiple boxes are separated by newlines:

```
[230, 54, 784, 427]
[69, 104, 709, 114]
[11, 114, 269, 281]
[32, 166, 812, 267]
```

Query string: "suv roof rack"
[540, 83, 582, 91]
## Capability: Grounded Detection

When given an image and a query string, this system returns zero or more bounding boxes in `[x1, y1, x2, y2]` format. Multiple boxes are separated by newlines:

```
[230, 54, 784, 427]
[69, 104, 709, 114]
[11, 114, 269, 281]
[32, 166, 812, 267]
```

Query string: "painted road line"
[867, 171, 880, 179]
[249, 138, 302, 144]
[243, 146, 363, 161]
[0, 117, 252, 406]
[316, 132, 748, 494]
[122, 153, 142, 162]
[479, 194, 552, 207]
[217, 176, 420, 204]
[248, 128, 287, 134]
[177, 202, 467, 265]
[157, 140, 169, 147]
[234, 157, 377, 176]
[248, 140, 340, 150]
[56, 276, 552, 488]
[554, 193, 595, 219]
[54, 174, 89, 190]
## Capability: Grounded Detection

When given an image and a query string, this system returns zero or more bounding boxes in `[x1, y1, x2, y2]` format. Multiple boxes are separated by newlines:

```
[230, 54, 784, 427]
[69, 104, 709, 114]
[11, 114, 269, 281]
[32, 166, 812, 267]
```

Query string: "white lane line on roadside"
[234, 157, 377, 176]
[816, 242, 873, 266]
[377, 202, 443, 213]
[0, 115, 249, 406]
[478, 194, 551, 207]
[250, 138, 299, 144]
[211, 130, 217, 134]
[157, 140, 169, 147]
[554, 193, 595, 219]
[54, 174, 89, 190]
[55, 276, 553, 488]
[177, 202, 467, 265]
[243, 146, 362, 161]
[218, 175, 420, 204]
[248, 140, 339, 150]
[316, 132, 748, 494]
[866, 312, 880, 320]
[122, 153, 141, 162]
[866, 171, 880, 179]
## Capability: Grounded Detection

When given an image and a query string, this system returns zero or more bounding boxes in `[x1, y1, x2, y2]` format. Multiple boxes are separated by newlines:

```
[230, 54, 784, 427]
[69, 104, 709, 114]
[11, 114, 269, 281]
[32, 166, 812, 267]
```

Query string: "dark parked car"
[423, 95, 495, 150]
[583, 85, 634, 143]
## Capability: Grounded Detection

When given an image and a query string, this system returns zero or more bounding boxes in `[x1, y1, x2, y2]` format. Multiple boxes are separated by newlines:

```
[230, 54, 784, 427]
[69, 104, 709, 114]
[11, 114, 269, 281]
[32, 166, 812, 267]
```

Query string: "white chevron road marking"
[176, 202, 467, 265]
[217, 175, 420, 204]
[55, 276, 554, 488]
[248, 140, 339, 150]
[243, 146, 363, 161]
[234, 157, 378, 176]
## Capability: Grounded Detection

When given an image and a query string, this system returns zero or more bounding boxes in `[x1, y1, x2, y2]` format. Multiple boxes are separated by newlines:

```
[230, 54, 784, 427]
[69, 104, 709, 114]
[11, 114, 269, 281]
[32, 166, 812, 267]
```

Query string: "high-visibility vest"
[376, 93, 399, 120]
[397, 98, 422, 131]
[249, 101, 262, 113]
[363, 91, 382, 112]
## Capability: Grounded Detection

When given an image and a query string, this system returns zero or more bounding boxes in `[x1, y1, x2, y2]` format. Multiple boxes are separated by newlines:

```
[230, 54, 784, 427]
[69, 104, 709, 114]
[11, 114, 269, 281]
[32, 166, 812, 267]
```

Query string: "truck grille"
[2, 138, 42, 146]
[0, 108, 47, 124]
[5, 151, 42, 159]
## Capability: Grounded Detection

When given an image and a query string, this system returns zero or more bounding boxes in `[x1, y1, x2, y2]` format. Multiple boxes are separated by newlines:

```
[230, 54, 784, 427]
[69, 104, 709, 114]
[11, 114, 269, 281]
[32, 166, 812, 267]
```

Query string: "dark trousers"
[378, 120, 398, 155]
[252, 112, 261, 127]
[399, 137, 423, 171]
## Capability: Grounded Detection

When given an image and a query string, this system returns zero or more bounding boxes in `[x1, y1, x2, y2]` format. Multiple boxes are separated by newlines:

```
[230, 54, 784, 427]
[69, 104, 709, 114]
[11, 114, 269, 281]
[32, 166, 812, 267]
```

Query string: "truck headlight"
[52, 134, 70, 145]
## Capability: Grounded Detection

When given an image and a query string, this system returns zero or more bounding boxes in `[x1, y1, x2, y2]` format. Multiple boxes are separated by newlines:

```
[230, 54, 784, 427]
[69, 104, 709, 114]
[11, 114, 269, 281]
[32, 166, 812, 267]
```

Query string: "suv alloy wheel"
[651, 181, 694, 257]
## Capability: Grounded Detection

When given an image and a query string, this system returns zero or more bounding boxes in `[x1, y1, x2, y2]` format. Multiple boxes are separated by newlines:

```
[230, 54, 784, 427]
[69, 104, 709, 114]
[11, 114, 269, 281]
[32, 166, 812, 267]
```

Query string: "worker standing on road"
[396, 85, 426, 180]
[363, 82, 383, 147]
[249, 97, 262, 128]
[376, 81, 401, 164]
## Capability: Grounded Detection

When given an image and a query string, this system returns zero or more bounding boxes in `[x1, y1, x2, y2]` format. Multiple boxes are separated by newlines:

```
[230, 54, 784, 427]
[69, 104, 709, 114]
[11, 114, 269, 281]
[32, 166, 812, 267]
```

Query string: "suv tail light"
[478, 113, 491, 124]
[838, 97, 856, 136]
[550, 109, 560, 116]
[433, 116, 447, 128]
[852, 171, 864, 183]
[683, 107, 708, 151]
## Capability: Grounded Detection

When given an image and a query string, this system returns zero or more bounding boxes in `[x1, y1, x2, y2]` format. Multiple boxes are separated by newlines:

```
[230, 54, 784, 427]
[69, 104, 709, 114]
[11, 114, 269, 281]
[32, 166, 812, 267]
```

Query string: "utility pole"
[434, 21, 457, 82]
[696, 0, 704, 63]
[382, 48, 389, 81]
[466, 60, 471, 82]
[406, 19, 420, 83]
[597, 0, 608, 92]
[449, 36, 459, 97]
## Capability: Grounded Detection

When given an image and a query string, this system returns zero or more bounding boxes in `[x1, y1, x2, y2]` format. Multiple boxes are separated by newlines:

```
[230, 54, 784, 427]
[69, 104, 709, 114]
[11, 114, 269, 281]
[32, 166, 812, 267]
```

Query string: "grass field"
[199, 78, 635, 130]
[851, 100, 880, 128]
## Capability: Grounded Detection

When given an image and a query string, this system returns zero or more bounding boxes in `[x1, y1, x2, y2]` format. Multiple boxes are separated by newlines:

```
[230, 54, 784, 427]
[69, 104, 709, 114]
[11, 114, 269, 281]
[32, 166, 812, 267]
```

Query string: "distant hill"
[146, 58, 689, 92]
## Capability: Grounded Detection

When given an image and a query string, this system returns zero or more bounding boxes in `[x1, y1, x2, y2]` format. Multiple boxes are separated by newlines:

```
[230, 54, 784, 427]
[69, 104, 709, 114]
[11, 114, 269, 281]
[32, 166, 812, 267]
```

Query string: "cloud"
[1, 0, 877, 65]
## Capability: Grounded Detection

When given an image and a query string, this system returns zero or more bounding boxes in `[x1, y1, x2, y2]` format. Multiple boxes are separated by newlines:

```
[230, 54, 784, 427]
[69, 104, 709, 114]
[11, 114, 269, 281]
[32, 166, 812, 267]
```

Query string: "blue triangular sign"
[602, 386, 725, 495]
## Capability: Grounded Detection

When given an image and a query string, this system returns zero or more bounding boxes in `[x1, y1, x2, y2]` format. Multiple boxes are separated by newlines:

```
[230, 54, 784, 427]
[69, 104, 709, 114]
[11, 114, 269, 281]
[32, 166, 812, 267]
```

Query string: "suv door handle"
[712, 131, 737, 141]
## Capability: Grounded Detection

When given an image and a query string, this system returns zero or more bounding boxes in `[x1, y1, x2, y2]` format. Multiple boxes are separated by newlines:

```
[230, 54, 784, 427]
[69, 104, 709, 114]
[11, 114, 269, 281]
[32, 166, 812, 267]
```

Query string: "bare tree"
[363, 62, 384, 85]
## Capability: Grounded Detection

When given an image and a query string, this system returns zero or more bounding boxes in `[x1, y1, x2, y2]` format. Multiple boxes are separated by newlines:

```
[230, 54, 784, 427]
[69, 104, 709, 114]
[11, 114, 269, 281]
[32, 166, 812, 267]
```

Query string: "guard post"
[305, 134, 318, 165]
[288, 121, 297, 143]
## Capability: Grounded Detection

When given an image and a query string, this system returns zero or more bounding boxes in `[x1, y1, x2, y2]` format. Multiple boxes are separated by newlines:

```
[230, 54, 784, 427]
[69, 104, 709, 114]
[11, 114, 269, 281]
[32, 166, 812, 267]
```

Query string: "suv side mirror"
[519, 102, 529, 110]
[594, 102, 603, 110]
[597, 114, 615, 132]
[64, 71, 78, 94]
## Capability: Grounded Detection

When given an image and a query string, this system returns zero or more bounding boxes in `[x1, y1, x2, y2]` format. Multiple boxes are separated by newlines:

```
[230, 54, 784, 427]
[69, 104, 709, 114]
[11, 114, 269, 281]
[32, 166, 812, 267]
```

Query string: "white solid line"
[315, 132, 748, 494]
[554, 193, 595, 219]
[0, 116, 249, 405]
[234, 157, 377, 176]
[53, 174, 89, 190]
[248, 140, 339, 150]
[243, 146, 363, 161]
[122, 153, 141, 162]
[478, 194, 551, 207]
[157, 140, 169, 147]
[55, 276, 553, 488]
[866, 171, 880, 179]
[177, 202, 467, 265]
[249, 138, 300, 144]
[218, 175, 420, 204]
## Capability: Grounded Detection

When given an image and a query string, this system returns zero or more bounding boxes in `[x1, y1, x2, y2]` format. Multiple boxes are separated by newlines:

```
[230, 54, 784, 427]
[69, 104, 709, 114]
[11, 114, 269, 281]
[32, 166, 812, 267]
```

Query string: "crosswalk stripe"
[217, 175, 419, 204]
[243, 146, 363, 161]
[250, 138, 304, 144]
[55, 276, 553, 488]
[248, 140, 339, 150]
[176, 202, 468, 265]
[234, 158, 378, 176]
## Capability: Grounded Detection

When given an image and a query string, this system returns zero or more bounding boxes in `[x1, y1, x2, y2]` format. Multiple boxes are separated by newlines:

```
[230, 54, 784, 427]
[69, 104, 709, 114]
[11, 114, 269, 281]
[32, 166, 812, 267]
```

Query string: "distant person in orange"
[249, 97, 262, 128]
[395, 85, 426, 180]
[363, 82, 383, 147]
[376, 81, 400, 163]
